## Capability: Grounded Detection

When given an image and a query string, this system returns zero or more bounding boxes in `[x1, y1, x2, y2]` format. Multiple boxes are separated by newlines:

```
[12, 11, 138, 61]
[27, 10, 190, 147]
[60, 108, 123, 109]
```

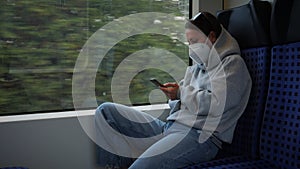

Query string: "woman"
[95, 12, 251, 169]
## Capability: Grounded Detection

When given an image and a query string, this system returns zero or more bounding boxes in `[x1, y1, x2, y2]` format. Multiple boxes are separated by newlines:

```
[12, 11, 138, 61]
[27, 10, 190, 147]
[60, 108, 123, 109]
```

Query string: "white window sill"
[0, 103, 170, 123]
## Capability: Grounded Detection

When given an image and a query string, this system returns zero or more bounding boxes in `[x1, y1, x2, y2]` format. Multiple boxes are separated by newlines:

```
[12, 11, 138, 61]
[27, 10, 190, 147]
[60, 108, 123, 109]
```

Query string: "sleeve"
[180, 55, 251, 117]
[221, 55, 252, 112]
[167, 78, 184, 115]
[180, 82, 213, 116]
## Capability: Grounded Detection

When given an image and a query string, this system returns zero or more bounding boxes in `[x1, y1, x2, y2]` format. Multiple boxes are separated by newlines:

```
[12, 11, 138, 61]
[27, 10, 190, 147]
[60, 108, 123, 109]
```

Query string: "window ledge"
[0, 103, 170, 123]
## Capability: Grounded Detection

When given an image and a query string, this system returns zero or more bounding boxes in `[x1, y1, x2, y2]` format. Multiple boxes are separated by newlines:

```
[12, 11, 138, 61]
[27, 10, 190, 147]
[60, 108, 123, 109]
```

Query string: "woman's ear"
[208, 31, 217, 44]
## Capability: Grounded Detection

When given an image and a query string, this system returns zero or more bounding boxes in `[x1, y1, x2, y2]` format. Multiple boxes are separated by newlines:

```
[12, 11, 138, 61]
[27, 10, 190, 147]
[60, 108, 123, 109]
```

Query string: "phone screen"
[150, 78, 165, 87]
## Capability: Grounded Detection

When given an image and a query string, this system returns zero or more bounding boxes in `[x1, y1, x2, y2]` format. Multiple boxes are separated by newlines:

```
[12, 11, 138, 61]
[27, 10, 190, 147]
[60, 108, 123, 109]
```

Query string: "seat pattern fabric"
[259, 42, 300, 169]
[215, 1, 271, 159]
[219, 47, 270, 158]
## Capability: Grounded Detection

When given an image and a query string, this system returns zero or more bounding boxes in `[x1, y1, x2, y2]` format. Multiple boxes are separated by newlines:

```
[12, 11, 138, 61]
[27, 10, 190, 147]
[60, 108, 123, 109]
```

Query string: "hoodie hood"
[196, 26, 240, 70]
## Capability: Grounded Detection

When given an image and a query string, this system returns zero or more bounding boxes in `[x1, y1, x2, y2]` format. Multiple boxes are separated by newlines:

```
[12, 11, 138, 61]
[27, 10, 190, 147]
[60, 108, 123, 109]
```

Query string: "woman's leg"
[129, 122, 219, 169]
[94, 102, 165, 168]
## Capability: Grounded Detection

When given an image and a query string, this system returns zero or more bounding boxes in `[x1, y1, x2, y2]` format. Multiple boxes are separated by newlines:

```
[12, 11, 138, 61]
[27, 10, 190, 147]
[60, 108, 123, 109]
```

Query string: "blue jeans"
[95, 102, 219, 169]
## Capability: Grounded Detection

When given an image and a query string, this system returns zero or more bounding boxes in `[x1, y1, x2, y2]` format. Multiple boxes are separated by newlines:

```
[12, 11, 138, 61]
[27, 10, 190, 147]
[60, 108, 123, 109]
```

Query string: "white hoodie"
[167, 27, 252, 143]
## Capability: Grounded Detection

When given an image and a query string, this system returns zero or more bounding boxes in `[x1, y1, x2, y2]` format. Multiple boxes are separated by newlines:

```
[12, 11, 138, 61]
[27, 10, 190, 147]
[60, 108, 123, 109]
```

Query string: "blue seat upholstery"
[219, 47, 270, 158]
[215, 0, 271, 159]
[259, 42, 300, 169]
[186, 42, 300, 169]
[185, 42, 300, 169]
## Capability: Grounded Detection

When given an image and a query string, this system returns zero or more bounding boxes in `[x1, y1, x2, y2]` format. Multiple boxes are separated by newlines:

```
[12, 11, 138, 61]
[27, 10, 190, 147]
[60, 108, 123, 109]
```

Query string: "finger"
[163, 82, 178, 87]
[160, 87, 170, 93]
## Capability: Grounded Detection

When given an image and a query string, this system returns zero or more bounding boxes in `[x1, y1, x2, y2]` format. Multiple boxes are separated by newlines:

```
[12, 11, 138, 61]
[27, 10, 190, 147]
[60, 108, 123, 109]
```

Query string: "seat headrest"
[217, 0, 271, 49]
[270, 0, 300, 45]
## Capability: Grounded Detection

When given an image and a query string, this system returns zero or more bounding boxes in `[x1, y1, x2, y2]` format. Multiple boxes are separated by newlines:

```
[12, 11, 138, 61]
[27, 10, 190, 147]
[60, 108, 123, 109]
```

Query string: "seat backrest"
[225, 47, 270, 157]
[217, 0, 271, 49]
[260, 42, 300, 169]
[260, 1, 300, 168]
[215, 0, 271, 158]
[270, 0, 300, 45]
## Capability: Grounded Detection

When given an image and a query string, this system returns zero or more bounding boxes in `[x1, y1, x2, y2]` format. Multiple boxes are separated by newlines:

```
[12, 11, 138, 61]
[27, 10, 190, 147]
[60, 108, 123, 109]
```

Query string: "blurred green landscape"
[0, 0, 189, 115]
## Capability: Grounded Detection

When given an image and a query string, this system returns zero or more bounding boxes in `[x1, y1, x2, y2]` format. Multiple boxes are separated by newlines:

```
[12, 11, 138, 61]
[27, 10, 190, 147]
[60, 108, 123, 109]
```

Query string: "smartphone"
[150, 78, 165, 87]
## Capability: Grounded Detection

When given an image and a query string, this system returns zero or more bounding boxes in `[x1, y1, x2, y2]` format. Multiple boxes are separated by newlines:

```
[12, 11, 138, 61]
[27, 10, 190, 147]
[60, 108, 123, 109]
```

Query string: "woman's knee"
[95, 102, 115, 116]
[95, 102, 128, 123]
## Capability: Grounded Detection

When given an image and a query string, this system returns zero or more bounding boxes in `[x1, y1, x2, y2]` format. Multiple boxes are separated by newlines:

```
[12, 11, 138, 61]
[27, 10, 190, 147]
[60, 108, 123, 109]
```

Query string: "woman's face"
[185, 28, 214, 47]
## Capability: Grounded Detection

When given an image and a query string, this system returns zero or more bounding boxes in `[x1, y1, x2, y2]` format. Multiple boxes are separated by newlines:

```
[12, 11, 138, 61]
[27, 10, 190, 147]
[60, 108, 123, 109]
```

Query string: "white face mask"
[189, 40, 211, 66]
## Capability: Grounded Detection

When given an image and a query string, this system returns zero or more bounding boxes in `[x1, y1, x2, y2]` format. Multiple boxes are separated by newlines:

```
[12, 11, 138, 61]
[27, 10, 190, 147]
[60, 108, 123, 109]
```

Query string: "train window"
[0, 0, 190, 115]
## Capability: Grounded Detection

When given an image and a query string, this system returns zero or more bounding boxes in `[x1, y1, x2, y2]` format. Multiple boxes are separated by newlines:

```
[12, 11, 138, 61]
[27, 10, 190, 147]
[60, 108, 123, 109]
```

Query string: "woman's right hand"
[160, 82, 179, 100]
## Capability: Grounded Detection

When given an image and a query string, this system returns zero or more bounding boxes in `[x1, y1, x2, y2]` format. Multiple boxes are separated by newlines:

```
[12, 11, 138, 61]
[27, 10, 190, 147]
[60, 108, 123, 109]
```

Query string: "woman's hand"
[160, 82, 179, 100]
